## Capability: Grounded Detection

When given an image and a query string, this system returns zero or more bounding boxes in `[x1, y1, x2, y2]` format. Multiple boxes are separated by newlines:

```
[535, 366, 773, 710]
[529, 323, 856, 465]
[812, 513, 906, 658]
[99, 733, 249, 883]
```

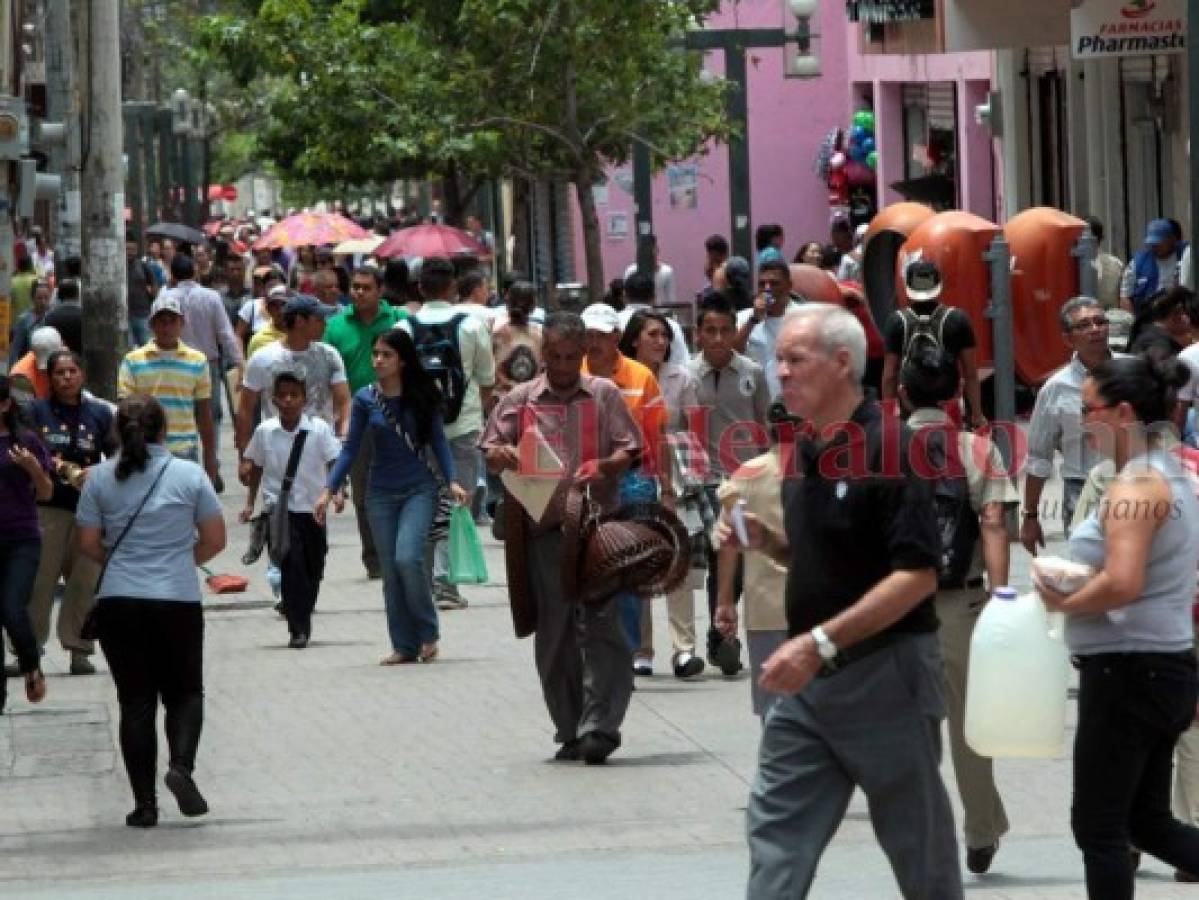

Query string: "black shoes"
[125, 802, 158, 828]
[672, 651, 705, 680]
[708, 636, 744, 677]
[288, 633, 308, 649]
[553, 739, 581, 761]
[164, 766, 209, 817]
[966, 842, 998, 874]
[580, 732, 620, 766]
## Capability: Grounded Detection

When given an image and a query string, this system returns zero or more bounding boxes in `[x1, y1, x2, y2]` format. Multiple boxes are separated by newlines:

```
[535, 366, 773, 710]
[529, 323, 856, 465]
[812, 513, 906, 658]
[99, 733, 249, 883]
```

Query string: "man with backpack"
[406, 257, 496, 610]
[899, 345, 1018, 876]
[881, 259, 986, 430]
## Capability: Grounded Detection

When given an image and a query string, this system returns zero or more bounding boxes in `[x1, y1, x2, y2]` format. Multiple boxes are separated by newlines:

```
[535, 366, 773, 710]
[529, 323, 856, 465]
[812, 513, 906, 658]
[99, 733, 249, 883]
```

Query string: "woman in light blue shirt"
[1036, 355, 1199, 895]
[76, 395, 225, 828]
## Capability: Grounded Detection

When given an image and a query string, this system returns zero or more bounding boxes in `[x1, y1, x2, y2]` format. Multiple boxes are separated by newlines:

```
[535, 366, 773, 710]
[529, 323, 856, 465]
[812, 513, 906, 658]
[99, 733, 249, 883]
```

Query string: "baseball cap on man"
[31, 327, 64, 369]
[284, 295, 336, 319]
[905, 260, 943, 302]
[149, 294, 184, 320]
[1145, 219, 1175, 246]
[581, 303, 621, 334]
[266, 285, 290, 305]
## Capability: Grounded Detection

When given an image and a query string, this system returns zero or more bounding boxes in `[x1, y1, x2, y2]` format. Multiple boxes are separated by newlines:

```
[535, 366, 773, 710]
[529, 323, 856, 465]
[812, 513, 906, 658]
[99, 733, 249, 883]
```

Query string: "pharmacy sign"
[1071, 0, 1186, 58]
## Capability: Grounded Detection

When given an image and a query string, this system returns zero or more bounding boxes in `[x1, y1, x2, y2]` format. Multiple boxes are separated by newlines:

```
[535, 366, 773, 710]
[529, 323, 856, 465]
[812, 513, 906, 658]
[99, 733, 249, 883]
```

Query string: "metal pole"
[45, 0, 82, 272]
[80, 0, 127, 398]
[633, 140, 655, 277]
[1073, 230, 1099, 299]
[124, 107, 145, 244]
[0, 0, 13, 361]
[984, 234, 1016, 470]
[725, 43, 752, 262]
[1190, 0, 1199, 252]
[156, 108, 173, 219]
[179, 134, 195, 227]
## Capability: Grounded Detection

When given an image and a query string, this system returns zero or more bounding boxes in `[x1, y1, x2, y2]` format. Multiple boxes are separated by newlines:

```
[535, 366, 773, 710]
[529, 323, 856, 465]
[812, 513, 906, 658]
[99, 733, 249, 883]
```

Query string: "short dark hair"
[900, 346, 960, 408]
[697, 295, 737, 329]
[57, 279, 80, 302]
[452, 254, 480, 280]
[382, 258, 408, 294]
[758, 258, 791, 282]
[544, 311, 586, 344]
[1085, 216, 1105, 244]
[353, 265, 383, 287]
[272, 371, 307, 396]
[170, 253, 196, 281]
[705, 234, 730, 256]
[755, 223, 783, 252]
[419, 256, 456, 299]
[457, 269, 487, 301]
[507, 280, 536, 306]
[623, 271, 655, 304]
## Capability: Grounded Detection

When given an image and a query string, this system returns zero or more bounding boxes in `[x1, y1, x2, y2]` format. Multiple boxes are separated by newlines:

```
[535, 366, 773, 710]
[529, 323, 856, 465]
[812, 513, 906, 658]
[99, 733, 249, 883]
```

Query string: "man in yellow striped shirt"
[118, 294, 218, 486]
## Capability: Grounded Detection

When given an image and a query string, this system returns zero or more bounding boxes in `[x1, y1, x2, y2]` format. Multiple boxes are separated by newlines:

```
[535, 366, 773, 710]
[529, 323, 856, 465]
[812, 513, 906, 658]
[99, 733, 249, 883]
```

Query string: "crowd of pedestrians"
[9, 212, 1199, 900]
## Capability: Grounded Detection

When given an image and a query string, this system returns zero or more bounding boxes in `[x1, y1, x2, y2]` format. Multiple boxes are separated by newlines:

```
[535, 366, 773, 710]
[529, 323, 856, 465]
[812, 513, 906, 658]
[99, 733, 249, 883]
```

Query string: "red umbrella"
[376, 223, 491, 260]
[253, 212, 369, 250]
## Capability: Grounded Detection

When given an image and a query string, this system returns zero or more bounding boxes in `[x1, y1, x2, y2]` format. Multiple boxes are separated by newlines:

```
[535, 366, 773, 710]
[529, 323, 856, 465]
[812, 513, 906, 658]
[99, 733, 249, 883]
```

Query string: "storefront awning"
[846, 0, 934, 23]
[942, 0, 1072, 50]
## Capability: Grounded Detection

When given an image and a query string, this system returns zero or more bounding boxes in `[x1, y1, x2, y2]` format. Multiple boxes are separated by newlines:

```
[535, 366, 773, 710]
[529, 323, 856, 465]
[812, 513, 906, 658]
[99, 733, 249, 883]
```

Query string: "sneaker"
[69, 651, 95, 676]
[672, 651, 705, 680]
[436, 588, 468, 611]
[632, 657, 653, 677]
[125, 802, 158, 828]
[288, 634, 308, 649]
[164, 766, 209, 817]
[966, 842, 998, 874]
[580, 732, 620, 765]
[553, 739, 581, 762]
[712, 636, 743, 678]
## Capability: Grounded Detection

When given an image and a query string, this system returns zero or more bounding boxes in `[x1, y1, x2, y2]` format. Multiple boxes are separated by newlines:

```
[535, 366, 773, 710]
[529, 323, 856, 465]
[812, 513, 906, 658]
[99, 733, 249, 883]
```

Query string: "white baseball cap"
[31, 327, 64, 369]
[581, 303, 621, 334]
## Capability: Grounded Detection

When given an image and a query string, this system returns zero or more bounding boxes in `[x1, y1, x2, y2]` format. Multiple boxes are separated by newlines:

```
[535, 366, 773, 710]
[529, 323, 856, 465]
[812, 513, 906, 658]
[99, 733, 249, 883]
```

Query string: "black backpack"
[920, 427, 980, 590]
[411, 313, 470, 425]
[899, 304, 953, 368]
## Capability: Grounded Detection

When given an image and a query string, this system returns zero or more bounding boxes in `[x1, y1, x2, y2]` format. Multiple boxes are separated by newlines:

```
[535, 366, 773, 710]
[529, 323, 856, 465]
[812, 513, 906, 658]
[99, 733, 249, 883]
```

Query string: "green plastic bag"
[448, 505, 489, 585]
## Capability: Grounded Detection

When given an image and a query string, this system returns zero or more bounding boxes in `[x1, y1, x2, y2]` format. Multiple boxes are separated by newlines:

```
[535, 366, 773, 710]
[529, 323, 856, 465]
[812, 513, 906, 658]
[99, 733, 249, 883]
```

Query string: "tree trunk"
[510, 177, 531, 276]
[574, 174, 605, 302]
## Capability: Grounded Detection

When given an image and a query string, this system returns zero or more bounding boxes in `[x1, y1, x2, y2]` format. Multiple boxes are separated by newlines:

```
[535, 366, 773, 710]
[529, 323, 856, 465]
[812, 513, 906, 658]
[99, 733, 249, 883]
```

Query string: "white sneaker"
[633, 657, 653, 677]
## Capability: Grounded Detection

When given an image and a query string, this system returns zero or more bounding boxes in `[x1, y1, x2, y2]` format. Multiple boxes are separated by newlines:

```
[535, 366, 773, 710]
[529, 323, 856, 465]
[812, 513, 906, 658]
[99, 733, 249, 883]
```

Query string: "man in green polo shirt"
[324, 265, 408, 578]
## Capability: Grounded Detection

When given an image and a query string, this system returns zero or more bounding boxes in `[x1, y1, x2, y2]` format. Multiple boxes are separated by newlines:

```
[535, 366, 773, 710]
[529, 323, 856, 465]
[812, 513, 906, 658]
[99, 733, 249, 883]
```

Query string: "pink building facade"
[569, 2, 1000, 299]
[571, 0, 852, 304]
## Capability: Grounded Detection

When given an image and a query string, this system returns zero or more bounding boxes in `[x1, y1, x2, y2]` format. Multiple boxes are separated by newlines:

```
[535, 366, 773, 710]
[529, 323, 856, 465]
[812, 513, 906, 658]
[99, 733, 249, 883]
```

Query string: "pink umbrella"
[253, 212, 369, 250]
[375, 223, 491, 260]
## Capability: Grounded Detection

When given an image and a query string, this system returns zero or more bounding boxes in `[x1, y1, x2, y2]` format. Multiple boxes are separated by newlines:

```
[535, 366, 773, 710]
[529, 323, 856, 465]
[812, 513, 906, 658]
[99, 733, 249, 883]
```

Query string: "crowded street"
[0, 441, 1181, 900]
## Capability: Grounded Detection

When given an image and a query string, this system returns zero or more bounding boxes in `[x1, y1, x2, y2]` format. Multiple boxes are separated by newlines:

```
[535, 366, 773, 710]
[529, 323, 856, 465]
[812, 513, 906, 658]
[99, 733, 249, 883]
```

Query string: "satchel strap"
[279, 429, 309, 494]
[96, 459, 172, 595]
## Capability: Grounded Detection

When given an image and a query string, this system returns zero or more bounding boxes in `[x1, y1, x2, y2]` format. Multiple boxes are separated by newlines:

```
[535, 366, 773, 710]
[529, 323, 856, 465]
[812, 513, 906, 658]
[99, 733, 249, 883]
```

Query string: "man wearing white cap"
[118, 295, 218, 485]
[9, 326, 64, 401]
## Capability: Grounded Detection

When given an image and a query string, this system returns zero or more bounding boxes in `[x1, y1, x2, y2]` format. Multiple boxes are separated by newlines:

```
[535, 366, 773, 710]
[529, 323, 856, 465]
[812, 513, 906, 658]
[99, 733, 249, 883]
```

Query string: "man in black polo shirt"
[724, 304, 962, 899]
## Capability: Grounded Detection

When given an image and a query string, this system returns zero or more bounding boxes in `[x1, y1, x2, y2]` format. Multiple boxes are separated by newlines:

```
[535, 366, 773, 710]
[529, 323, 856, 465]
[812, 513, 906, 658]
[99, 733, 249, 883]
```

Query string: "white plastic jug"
[964, 587, 1071, 758]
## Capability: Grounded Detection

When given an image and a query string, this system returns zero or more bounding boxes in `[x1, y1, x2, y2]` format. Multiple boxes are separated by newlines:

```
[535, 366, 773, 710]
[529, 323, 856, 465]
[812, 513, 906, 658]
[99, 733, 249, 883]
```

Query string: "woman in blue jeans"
[0, 374, 53, 713]
[318, 329, 466, 665]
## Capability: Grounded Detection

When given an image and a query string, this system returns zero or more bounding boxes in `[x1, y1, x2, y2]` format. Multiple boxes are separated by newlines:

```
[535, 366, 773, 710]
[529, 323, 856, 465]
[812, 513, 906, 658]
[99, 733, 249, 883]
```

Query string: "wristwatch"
[810, 625, 839, 669]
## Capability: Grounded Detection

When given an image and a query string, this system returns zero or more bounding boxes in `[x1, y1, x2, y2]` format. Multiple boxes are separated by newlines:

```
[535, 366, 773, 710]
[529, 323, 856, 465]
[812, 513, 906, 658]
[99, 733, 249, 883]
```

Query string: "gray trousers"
[432, 431, 482, 594]
[747, 633, 963, 900]
[527, 529, 633, 745]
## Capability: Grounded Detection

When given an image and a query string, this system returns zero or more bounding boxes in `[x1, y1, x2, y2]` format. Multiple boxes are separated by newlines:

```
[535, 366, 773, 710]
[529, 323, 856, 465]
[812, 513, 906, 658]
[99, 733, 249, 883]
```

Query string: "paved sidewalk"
[1, 432, 1189, 898]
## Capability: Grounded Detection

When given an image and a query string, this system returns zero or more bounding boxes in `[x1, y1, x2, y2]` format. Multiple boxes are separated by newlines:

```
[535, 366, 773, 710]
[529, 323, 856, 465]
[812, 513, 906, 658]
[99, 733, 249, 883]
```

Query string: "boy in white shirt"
[240, 372, 343, 648]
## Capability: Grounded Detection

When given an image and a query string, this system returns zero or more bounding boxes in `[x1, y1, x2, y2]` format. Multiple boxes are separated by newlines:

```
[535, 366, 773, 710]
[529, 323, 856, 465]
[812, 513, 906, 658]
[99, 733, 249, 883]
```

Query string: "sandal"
[24, 668, 46, 704]
[418, 642, 439, 663]
[379, 652, 416, 666]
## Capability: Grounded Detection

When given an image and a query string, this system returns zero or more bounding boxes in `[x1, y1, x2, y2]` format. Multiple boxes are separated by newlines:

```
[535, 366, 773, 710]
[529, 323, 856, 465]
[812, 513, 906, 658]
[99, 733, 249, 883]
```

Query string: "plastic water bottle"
[964, 586, 1071, 758]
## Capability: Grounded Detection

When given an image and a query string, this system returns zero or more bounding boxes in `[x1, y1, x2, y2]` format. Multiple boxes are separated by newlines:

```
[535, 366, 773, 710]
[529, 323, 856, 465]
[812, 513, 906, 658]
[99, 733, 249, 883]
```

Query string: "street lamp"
[785, 0, 822, 79]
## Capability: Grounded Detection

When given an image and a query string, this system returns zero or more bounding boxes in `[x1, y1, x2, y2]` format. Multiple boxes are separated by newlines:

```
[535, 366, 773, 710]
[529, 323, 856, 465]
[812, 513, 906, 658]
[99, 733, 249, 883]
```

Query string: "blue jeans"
[129, 316, 150, 348]
[0, 538, 43, 693]
[615, 471, 657, 653]
[366, 479, 439, 655]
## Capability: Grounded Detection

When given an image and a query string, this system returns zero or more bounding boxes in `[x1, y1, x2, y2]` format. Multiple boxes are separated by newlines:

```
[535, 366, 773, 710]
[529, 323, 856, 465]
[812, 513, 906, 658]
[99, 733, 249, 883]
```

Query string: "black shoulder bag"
[370, 385, 452, 543]
[80, 460, 172, 640]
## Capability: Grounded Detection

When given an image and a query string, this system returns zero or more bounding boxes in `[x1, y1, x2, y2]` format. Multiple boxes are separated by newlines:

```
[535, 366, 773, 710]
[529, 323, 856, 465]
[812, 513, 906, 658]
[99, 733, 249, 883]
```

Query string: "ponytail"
[115, 395, 166, 481]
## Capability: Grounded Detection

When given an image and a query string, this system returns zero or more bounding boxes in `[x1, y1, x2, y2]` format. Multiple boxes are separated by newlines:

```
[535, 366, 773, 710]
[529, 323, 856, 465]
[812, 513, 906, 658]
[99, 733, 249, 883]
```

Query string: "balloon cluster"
[826, 109, 878, 206]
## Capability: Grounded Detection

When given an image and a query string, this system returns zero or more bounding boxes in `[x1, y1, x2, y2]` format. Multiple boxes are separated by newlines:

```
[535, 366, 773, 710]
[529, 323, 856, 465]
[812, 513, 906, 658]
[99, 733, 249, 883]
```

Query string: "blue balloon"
[851, 125, 867, 142]
[850, 145, 868, 162]
[862, 137, 876, 154]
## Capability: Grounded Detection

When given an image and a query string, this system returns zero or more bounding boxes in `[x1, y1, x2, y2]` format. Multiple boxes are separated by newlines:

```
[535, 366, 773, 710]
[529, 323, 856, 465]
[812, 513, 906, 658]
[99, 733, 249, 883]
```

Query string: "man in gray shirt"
[689, 295, 770, 675]
[1022, 297, 1120, 553]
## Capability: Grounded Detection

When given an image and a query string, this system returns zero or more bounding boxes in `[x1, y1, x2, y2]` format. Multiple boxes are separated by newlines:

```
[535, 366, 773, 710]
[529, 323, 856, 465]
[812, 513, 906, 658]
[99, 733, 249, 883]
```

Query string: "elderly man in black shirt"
[723, 303, 962, 898]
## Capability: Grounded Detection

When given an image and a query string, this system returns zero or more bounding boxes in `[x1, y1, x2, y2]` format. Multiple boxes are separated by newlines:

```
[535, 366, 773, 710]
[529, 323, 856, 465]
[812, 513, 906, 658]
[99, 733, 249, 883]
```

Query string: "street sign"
[1071, 0, 1186, 58]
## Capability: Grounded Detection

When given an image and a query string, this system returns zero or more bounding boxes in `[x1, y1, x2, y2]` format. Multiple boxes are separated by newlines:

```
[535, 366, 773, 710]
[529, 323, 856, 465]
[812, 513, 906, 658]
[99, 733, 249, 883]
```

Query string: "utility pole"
[79, 0, 126, 398]
[44, 0, 82, 273]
